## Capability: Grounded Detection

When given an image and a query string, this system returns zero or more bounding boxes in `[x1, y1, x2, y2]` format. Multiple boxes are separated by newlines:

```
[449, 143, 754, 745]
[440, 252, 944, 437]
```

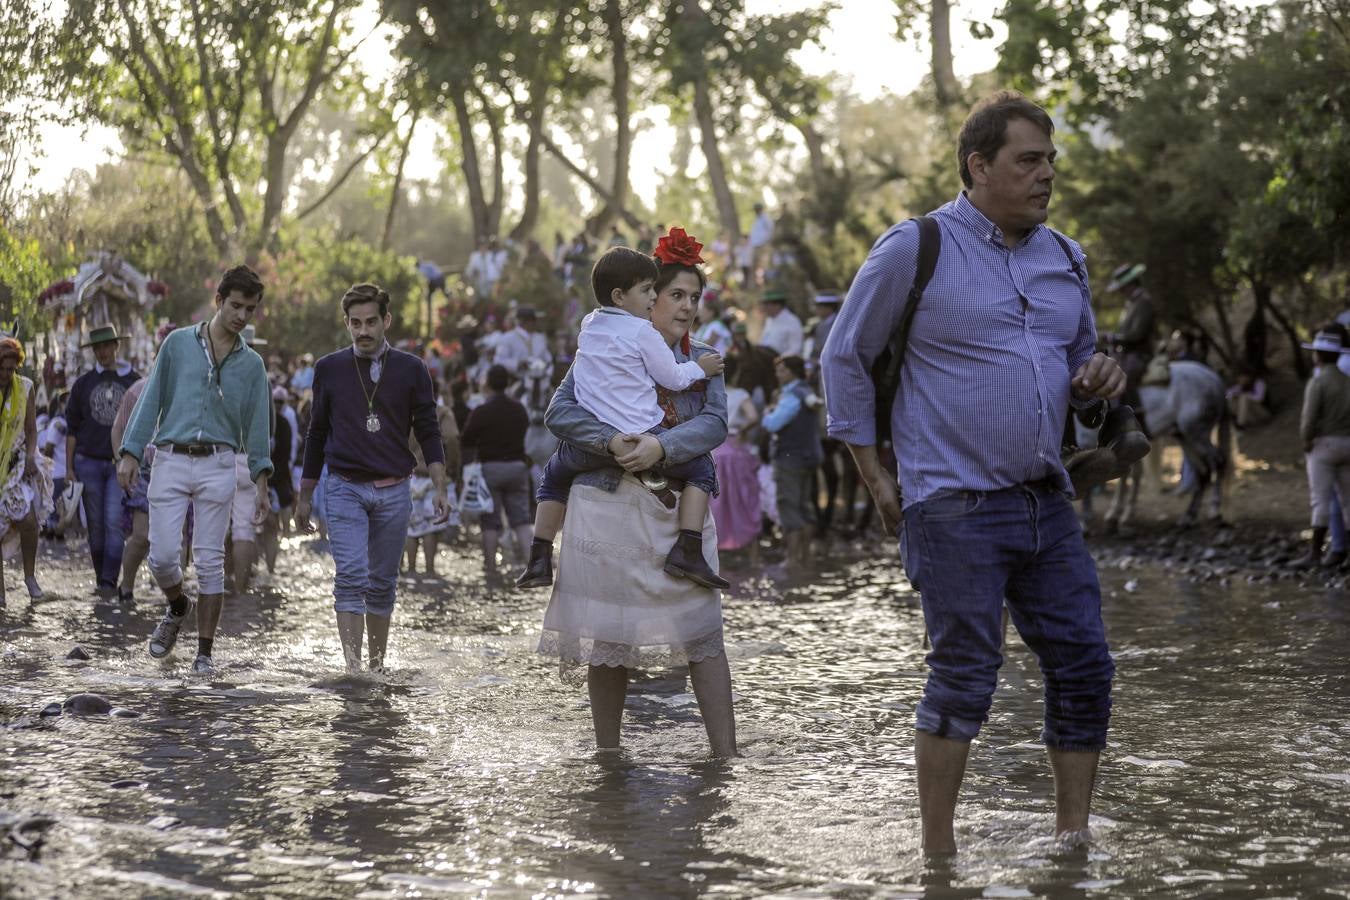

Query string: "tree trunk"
[475, 84, 505, 239]
[451, 87, 491, 245]
[682, 0, 740, 243]
[586, 0, 632, 235]
[381, 107, 420, 251]
[253, 132, 288, 261]
[510, 99, 545, 241]
[1266, 288, 1313, 379]
[931, 0, 960, 109]
[1243, 281, 1270, 374]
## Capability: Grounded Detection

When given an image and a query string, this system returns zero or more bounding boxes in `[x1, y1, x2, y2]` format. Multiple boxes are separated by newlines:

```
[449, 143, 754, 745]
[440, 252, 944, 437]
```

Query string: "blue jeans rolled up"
[899, 480, 1114, 751]
[324, 475, 411, 618]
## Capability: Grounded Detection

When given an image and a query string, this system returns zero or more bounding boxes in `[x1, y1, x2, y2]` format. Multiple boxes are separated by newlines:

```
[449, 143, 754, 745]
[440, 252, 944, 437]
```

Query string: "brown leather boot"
[664, 531, 730, 590]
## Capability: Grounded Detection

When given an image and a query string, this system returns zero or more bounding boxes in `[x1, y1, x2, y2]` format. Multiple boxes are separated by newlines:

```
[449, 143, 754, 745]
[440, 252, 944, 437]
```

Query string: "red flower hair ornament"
[653, 227, 705, 266]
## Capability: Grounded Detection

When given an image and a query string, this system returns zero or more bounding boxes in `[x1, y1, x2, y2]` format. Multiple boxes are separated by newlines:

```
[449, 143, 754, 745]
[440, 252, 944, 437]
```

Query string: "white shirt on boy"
[573, 307, 707, 434]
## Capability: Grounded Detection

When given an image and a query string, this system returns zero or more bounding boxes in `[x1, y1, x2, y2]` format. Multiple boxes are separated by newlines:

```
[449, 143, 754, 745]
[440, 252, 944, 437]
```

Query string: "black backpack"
[868, 215, 1086, 443]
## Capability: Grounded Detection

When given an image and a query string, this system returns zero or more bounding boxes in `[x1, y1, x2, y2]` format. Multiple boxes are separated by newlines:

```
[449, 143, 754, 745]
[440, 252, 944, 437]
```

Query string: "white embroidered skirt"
[537, 473, 726, 675]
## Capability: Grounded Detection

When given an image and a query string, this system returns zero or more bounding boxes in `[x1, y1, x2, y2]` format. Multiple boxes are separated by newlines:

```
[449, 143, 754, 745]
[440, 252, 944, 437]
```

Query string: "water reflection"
[2, 541, 1349, 896]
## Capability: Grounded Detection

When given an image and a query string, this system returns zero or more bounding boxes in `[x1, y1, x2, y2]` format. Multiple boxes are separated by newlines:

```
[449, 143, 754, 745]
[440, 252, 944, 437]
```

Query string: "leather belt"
[159, 442, 233, 457]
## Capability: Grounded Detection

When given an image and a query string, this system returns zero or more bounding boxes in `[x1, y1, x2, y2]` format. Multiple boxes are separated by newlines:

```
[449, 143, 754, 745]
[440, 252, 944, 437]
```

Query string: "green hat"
[760, 289, 788, 304]
[80, 324, 129, 348]
[1106, 263, 1146, 293]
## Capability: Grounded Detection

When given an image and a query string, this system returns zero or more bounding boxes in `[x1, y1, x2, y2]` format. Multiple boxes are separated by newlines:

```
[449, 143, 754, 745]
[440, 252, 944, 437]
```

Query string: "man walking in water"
[296, 283, 448, 673]
[822, 91, 1123, 853]
[118, 265, 272, 674]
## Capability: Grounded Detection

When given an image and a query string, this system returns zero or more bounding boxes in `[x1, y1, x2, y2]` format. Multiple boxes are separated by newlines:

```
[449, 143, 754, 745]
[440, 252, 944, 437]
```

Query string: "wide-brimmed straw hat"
[80, 324, 130, 348]
[1302, 331, 1348, 353]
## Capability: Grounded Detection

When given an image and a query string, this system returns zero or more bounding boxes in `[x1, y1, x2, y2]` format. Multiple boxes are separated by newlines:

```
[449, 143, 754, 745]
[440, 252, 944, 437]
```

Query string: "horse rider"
[1102, 263, 1155, 412]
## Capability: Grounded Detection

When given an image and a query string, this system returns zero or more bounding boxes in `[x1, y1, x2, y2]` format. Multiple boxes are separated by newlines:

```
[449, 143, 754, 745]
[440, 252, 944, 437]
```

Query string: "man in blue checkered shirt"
[822, 91, 1125, 854]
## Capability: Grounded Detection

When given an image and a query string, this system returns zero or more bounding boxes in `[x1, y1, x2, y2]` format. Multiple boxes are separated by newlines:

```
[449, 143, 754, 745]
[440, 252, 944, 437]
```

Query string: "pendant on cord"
[366, 413, 381, 433]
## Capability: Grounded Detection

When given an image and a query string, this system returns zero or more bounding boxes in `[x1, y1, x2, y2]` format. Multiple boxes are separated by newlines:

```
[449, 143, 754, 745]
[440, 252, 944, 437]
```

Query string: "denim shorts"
[900, 481, 1114, 751]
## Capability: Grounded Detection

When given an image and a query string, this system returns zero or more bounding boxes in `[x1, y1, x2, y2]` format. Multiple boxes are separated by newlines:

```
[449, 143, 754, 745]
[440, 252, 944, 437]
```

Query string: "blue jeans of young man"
[536, 430, 716, 505]
[73, 453, 125, 589]
[324, 475, 411, 618]
[900, 480, 1114, 751]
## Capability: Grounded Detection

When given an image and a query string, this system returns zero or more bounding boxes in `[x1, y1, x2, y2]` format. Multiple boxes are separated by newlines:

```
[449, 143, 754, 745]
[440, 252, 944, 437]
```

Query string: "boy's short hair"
[776, 354, 807, 380]
[591, 247, 658, 307]
[216, 265, 264, 302]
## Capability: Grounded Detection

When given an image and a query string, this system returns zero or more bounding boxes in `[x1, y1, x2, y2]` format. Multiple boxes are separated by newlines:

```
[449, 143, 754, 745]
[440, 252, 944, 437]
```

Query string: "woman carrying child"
[535, 228, 737, 757]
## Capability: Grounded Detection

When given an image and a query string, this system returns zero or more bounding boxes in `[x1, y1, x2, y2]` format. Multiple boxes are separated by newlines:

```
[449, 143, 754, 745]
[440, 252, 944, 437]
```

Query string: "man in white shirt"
[516, 246, 727, 590]
[493, 307, 552, 377]
[758, 290, 804, 357]
[466, 239, 493, 298]
[749, 203, 775, 284]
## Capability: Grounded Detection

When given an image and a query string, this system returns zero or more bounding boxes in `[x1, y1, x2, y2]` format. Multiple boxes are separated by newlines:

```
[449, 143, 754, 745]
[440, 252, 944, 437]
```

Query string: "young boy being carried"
[517, 247, 728, 590]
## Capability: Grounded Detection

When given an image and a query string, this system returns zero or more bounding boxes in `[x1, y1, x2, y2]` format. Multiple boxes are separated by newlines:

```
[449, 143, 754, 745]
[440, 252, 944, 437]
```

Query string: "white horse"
[1104, 360, 1232, 528]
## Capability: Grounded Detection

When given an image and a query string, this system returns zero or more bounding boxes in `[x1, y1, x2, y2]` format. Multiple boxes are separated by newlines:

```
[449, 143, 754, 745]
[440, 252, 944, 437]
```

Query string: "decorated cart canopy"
[36, 251, 168, 386]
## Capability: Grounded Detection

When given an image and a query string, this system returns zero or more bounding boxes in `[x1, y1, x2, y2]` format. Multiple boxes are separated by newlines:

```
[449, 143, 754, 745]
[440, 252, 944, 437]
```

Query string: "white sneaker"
[190, 654, 215, 675]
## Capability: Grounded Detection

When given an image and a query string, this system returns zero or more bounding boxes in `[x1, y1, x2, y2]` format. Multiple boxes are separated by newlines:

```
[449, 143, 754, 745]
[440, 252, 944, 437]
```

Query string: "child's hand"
[804, 392, 823, 409]
[697, 352, 725, 377]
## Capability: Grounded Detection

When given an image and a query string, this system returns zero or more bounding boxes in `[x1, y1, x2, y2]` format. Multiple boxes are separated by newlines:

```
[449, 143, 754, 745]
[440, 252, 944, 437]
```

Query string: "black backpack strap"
[877, 215, 942, 389]
[1048, 229, 1087, 287]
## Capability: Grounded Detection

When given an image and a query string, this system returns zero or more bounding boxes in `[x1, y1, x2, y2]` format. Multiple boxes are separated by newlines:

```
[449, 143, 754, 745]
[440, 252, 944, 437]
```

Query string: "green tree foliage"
[48, 0, 397, 260]
[997, 0, 1349, 372]
[0, 226, 56, 339]
[252, 231, 421, 357]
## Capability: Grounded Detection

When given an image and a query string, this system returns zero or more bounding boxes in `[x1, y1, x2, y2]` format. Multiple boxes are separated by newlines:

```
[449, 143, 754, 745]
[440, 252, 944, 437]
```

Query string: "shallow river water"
[2, 535, 1349, 898]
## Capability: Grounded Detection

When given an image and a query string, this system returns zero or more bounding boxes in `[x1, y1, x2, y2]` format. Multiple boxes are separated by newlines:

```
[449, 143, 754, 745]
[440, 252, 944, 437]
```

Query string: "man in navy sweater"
[66, 324, 140, 599]
[296, 283, 448, 672]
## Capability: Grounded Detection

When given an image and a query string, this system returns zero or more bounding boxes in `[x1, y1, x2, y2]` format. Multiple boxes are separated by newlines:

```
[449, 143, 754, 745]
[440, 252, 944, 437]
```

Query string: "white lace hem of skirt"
[537, 629, 725, 682]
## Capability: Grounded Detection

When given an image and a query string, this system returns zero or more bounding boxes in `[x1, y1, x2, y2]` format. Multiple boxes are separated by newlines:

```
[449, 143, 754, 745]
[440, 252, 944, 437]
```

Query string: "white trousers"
[147, 449, 236, 595]
[230, 453, 258, 543]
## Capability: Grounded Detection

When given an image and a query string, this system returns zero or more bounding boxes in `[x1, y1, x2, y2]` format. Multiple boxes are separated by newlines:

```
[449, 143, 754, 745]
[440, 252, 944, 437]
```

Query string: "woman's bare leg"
[20, 510, 39, 579]
[424, 534, 439, 575]
[587, 664, 629, 749]
[689, 653, 738, 757]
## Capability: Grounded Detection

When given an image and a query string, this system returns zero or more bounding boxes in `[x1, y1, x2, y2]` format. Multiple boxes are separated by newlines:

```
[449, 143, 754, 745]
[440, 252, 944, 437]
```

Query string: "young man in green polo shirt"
[118, 265, 273, 674]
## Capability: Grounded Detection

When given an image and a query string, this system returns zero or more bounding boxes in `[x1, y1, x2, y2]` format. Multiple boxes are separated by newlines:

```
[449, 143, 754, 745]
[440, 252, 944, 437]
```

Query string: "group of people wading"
[1, 91, 1139, 854]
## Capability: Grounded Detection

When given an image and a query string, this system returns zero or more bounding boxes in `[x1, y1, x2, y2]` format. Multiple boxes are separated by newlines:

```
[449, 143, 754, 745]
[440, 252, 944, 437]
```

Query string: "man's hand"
[295, 493, 314, 533]
[615, 433, 665, 472]
[115, 454, 140, 492]
[253, 484, 270, 527]
[429, 462, 451, 523]
[697, 352, 725, 378]
[1071, 352, 1126, 402]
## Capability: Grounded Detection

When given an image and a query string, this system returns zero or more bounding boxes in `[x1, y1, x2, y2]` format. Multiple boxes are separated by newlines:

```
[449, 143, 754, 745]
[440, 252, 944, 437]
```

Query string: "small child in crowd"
[517, 247, 728, 590]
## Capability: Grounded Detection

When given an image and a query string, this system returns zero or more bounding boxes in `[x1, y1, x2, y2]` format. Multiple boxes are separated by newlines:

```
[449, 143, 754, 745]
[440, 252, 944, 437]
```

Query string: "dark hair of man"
[957, 91, 1056, 189]
[216, 265, 264, 302]
[591, 247, 658, 307]
[653, 260, 707, 296]
[776, 354, 806, 380]
[486, 364, 511, 392]
[341, 283, 390, 318]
